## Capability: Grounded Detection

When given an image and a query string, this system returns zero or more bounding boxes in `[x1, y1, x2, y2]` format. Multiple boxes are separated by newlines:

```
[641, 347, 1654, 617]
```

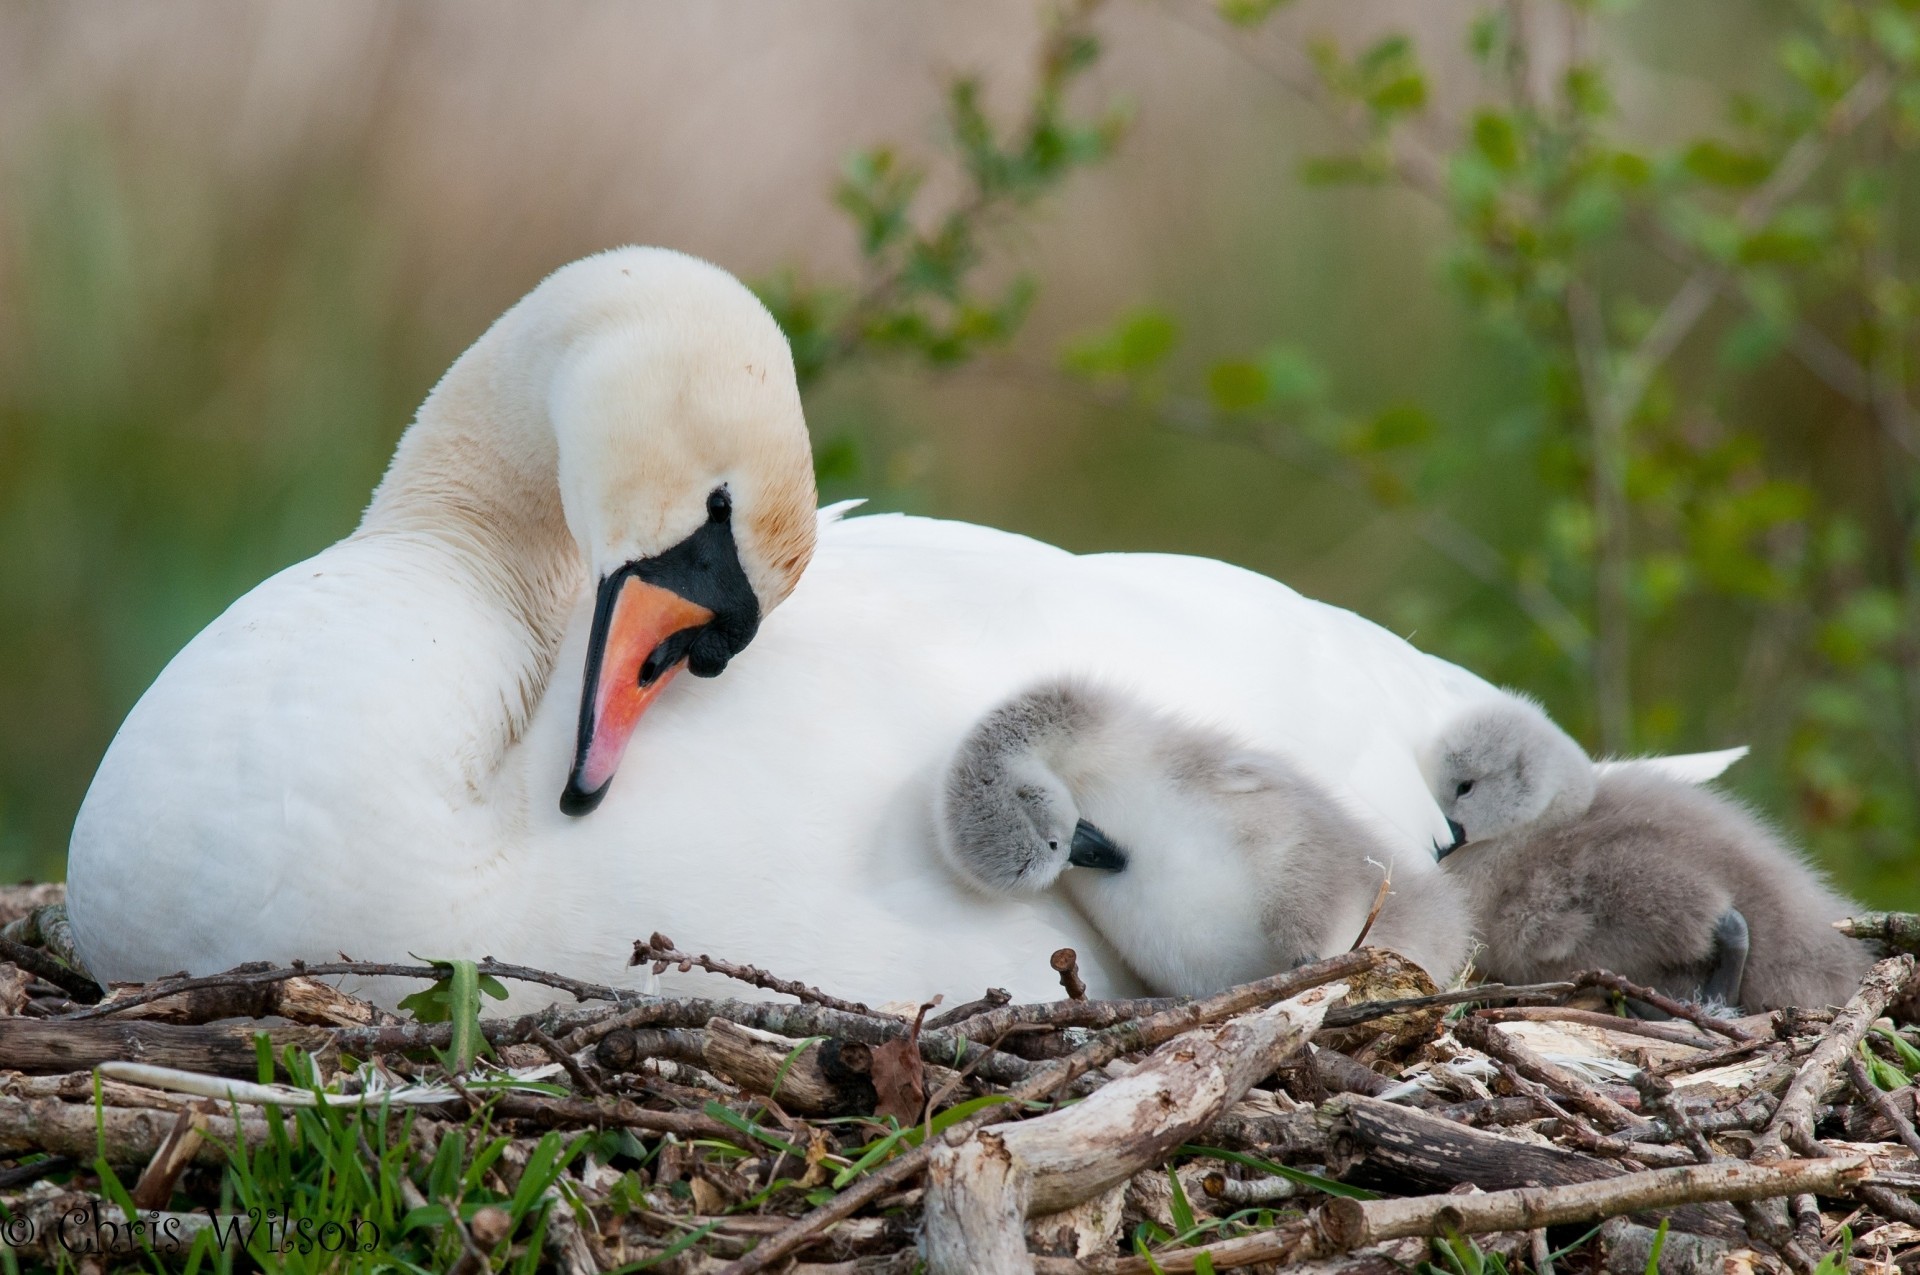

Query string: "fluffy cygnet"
[935, 678, 1472, 995]
[1429, 693, 1875, 1011]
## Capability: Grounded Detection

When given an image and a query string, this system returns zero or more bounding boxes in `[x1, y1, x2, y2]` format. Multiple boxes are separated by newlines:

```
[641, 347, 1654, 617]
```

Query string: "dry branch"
[701, 1018, 876, 1115]
[715, 948, 1376, 1275]
[1573, 970, 1761, 1042]
[1049, 948, 1087, 1001]
[1317, 1157, 1870, 1250]
[921, 982, 1342, 1274]
[1454, 1015, 1649, 1134]
[1838, 912, 1920, 952]
[0, 1019, 337, 1077]
[1752, 954, 1916, 1161]
[632, 933, 874, 1015]
[0, 1095, 267, 1165]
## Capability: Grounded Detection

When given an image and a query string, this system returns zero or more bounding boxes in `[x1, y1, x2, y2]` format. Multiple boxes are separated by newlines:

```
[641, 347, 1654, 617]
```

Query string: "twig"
[632, 933, 874, 1016]
[1752, 954, 1916, 1162]
[1074, 1158, 1867, 1273]
[923, 988, 1012, 1031]
[0, 936, 100, 1003]
[715, 949, 1375, 1275]
[1321, 981, 1576, 1029]
[1348, 870, 1393, 952]
[486, 1092, 739, 1141]
[1836, 912, 1920, 953]
[1648, 1033, 1779, 1078]
[1050, 948, 1088, 1001]
[530, 1025, 605, 1097]
[65, 958, 638, 1021]
[1471, 1006, 1718, 1049]
[1845, 1053, 1920, 1160]
[1572, 970, 1759, 1042]
[1455, 1016, 1648, 1135]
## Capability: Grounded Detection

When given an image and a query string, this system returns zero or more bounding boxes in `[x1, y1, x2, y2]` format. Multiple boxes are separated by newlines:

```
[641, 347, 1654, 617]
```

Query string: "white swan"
[64, 246, 1661, 1009]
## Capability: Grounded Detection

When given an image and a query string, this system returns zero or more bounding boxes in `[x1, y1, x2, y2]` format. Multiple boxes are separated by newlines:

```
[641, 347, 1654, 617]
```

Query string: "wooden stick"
[1474, 1006, 1717, 1049]
[99, 972, 386, 1028]
[921, 979, 1344, 1267]
[920, 982, 1342, 1273]
[0, 935, 100, 1003]
[715, 948, 1375, 1275]
[632, 933, 874, 1015]
[68, 957, 639, 1020]
[1751, 954, 1916, 1162]
[700, 1018, 875, 1116]
[0, 1096, 266, 1166]
[0, 1019, 336, 1077]
[1330, 1095, 1744, 1240]
[1835, 911, 1920, 952]
[1454, 1016, 1648, 1134]
[131, 1104, 208, 1208]
[1049, 949, 1088, 1001]
[1572, 970, 1759, 1042]
[1844, 1053, 1920, 1160]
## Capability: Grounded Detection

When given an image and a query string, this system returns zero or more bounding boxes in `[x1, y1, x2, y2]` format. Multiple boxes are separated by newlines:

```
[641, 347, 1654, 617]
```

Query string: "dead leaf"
[798, 1128, 834, 1189]
[688, 1175, 726, 1215]
[0, 963, 32, 1015]
[868, 1037, 926, 1126]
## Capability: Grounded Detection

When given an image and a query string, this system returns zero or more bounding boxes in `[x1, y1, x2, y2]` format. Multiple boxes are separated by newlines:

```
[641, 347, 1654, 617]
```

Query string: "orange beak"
[562, 575, 713, 815]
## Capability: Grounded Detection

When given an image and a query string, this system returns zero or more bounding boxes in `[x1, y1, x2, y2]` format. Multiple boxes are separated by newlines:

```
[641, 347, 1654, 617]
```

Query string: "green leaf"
[1644, 1218, 1670, 1275]
[1471, 111, 1520, 171]
[1207, 361, 1269, 412]
[1061, 308, 1179, 378]
[1683, 139, 1769, 187]
[1299, 152, 1390, 186]
[1260, 345, 1327, 406]
[1872, 9, 1920, 68]
[1350, 403, 1436, 453]
[1367, 73, 1428, 117]
[1216, 0, 1292, 26]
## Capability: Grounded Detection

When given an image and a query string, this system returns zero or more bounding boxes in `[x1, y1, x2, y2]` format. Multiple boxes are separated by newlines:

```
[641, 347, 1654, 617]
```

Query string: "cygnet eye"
[1456, 780, 1475, 797]
[707, 486, 732, 523]
[1047, 838, 1060, 851]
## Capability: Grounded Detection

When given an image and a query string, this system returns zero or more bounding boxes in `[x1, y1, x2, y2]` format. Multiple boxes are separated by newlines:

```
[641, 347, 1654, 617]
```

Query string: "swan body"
[1428, 693, 1873, 1010]
[69, 245, 1562, 1009]
[935, 678, 1472, 995]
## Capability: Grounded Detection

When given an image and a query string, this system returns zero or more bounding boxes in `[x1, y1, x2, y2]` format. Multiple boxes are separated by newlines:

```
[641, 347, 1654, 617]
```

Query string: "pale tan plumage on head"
[1430, 693, 1875, 1011]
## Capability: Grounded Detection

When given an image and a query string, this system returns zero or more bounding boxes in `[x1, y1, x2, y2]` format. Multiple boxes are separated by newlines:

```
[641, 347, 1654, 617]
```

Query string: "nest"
[2, 884, 1918, 1274]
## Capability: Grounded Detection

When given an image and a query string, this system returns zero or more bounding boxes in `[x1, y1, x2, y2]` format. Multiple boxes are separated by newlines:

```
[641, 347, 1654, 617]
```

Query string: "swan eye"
[1047, 838, 1060, 851]
[707, 486, 732, 523]
[1456, 780, 1474, 797]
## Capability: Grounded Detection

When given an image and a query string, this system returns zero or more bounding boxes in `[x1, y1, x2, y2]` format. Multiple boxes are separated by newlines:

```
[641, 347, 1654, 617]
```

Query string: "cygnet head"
[936, 683, 1131, 895]
[1429, 694, 1596, 853]
[394, 247, 817, 815]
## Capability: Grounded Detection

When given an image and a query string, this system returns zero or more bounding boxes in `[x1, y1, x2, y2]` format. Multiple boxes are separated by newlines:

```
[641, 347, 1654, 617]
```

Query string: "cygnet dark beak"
[1434, 818, 1468, 861]
[1066, 819, 1129, 872]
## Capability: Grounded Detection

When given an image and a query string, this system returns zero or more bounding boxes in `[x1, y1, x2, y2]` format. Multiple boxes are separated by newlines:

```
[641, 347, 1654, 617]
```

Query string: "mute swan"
[1428, 693, 1874, 1011]
[935, 678, 1472, 995]
[66, 246, 1603, 1009]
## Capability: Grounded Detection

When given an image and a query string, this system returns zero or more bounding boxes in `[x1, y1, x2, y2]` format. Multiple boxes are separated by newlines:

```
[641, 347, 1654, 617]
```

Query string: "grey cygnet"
[935, 677, 1472, 996]
[1429, 693, 1875, 1011]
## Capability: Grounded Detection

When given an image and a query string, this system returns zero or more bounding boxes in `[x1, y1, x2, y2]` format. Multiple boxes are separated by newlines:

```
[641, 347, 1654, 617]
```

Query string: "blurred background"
[3, 0, 1915, 905]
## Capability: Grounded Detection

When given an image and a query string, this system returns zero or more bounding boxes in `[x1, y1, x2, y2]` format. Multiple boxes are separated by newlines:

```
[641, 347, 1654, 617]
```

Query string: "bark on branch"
[920, 982, 1343, 1275]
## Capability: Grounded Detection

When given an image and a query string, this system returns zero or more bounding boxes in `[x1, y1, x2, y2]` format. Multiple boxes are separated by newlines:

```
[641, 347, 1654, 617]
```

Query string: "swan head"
[538, 249, 816, 814]
[1428, 693, 1595, 854]
[937, 682, 1132, 894]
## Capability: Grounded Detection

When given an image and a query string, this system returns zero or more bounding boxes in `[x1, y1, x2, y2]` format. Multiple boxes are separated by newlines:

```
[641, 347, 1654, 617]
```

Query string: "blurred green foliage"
[1061, 0, 1920, 903]
[1, 0, 1914, 908]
